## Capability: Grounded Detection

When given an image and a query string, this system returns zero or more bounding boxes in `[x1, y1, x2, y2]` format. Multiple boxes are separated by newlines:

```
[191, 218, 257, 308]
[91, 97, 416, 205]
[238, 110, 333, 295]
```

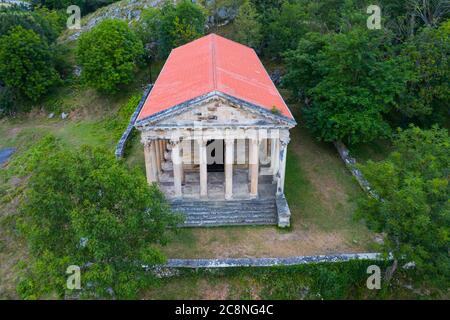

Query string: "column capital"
[142, 139, 155, 148]
[224, 138, 234, 146]
[280, 138, 290, 147]
[169, 138, 181, 147]
[249, 137, 260, 146]
[197, 138, 208, 147]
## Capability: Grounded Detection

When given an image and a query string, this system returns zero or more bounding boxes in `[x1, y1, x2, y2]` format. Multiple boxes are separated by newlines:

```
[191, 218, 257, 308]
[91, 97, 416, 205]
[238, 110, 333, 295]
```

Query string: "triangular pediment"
[135, 92, 296, 130]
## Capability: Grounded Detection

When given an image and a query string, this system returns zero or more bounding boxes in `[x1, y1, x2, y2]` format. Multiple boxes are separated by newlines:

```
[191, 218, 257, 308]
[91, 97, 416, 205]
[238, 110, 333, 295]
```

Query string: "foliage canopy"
[16, 136, 181, 299]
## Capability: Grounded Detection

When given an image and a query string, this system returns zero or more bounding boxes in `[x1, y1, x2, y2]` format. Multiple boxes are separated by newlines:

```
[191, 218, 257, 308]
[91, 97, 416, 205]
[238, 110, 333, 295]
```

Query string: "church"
[135, 34, 296, 227]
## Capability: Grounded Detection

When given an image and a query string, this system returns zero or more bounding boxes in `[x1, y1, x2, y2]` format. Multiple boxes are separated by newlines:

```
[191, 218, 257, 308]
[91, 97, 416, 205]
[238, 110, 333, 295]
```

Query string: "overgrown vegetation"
[136, 0, 207, 59]
[142, 260, 447, 300]
[11, 136, 181, 299]
[357, 126, 450, 285]
[0, 0, 448, 300]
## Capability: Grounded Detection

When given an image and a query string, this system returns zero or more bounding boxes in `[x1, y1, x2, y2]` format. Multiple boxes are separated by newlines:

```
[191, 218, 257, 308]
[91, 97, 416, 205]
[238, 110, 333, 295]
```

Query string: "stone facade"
[135, 92, 295, 227]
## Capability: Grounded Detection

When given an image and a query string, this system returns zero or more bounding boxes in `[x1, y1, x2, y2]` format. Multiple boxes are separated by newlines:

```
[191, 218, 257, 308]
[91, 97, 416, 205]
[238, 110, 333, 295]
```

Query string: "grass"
[155, 122, 375, 259]
[140, 261, 448, 300]
[0, 66, 157, 299]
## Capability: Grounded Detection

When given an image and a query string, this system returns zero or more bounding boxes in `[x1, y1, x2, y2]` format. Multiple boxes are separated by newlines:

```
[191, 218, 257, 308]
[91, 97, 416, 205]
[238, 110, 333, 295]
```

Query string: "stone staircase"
[171, 198, 278, 227]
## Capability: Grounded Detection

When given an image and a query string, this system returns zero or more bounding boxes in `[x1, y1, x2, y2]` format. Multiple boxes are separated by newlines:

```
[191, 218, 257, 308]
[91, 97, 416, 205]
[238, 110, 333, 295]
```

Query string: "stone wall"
[115, 85, 152, 159]
[161, 252, 383, 268]
[334, 141, 379, 199]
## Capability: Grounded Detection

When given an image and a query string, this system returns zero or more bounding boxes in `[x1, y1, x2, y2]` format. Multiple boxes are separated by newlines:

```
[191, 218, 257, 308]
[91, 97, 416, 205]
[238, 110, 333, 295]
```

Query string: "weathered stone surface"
[172, 198, 277, 227]
[275, 194, 291, 228]
[65, 0, 163, 42]
[334, 141, 380, 199]
[115, 85, 152, 159]
[163, 252, 383, 268]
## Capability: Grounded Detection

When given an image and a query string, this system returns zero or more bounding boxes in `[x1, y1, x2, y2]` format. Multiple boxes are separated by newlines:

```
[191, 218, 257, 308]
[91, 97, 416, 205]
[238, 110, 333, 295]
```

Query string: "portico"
[138, 127, 291, 201]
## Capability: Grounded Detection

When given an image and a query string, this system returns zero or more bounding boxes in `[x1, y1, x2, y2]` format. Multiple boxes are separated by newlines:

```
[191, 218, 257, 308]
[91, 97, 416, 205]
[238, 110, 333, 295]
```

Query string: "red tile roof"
[137, 33, 293, 121]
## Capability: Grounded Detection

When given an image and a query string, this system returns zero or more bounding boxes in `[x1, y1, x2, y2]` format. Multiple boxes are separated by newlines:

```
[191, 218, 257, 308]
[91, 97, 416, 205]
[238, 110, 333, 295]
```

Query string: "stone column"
[270, 138, 279, 181]
[276, 138, 289, 195]
[249, 138, 259, 197]
[155, 140, 161, 176]
[171, 139, 182, 198]
[260, 138, 268, 163]
[159, 140, 165, 164]
[224, 138, 234, 200]
[144, 141, 157, 184]
[248, 139, 252, 180]
[198, 139, 208, 198]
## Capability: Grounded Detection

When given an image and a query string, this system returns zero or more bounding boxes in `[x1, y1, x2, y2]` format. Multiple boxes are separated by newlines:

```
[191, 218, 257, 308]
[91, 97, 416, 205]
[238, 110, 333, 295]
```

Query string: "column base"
[276, 194, 291, 228]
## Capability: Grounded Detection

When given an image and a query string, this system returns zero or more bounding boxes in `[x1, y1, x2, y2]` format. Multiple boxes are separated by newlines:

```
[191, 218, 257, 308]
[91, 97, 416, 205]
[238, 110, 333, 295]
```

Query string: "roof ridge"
[211, 33, 217, 90]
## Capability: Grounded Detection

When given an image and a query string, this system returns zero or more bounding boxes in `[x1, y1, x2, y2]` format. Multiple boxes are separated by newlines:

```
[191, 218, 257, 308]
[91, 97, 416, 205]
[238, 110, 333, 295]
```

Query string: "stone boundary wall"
[333, 141, 379, 199]
[163, 252, 382, 268]
[115, 85, 152, 159]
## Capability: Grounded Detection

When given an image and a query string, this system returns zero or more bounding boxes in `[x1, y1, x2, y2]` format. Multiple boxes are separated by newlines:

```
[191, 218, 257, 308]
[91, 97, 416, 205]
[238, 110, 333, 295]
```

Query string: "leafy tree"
[395, 22, 449, 126]
[76, 19, 144, 93]
[232, 0, 262, 49]
[293, 28, 407, 145]
[138, 0, 206, 58]
[282, 32, 328, 100]
[357, 126, 450, 282]
[262, 1, 309, 58]
[0, 26, 60, 101]
[16, 136, 181, 299]
[0, 85, 17, 117]
[0, 6, 63, 42]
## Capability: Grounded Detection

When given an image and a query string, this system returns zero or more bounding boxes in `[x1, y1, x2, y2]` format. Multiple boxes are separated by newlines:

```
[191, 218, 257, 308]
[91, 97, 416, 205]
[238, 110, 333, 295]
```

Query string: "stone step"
[171, 199, 277, 227]
[182, 219, 277, 227]
[162, 161, 173, 171]
[172, 205, 276, 213]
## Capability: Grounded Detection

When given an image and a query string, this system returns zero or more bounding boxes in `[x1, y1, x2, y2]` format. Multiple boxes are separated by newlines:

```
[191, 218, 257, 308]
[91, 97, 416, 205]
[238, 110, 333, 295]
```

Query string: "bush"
[77, 19, 144, 93]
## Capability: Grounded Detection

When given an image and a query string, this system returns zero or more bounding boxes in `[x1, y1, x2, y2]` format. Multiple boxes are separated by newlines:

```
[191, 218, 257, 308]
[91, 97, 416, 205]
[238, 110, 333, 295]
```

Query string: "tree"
[0, 26, 60, 101]
[282, 32, 328, 100]
[262, 1, 309, 58]
[76, 19, 144, 93]
[0, 6, 63, 43]
[16, 136, 182, 299]
[232, 0, 262, 49]
[396, 22, 449, 126]
[294, 28, 407, 145]
[357, 126, 450, 282]
[138, 0, 206, 59]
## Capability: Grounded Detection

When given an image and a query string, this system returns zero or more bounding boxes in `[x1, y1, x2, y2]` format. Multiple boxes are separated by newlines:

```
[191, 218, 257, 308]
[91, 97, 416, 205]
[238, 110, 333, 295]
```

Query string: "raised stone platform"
[171, 198, 278, 227]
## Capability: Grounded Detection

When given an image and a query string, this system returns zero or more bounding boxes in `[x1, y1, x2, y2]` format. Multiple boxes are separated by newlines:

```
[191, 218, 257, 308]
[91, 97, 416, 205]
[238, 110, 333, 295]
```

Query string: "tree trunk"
[384, 258, 398, 283]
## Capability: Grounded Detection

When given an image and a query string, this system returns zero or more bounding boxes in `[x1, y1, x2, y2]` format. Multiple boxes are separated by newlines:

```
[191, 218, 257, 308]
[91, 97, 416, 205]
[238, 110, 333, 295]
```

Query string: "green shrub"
[77, 19, 144, 93]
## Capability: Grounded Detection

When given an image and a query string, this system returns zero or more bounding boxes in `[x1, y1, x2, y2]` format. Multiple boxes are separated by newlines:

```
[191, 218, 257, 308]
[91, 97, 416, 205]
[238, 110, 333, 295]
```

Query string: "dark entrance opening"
[206, 139, 224, 172]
